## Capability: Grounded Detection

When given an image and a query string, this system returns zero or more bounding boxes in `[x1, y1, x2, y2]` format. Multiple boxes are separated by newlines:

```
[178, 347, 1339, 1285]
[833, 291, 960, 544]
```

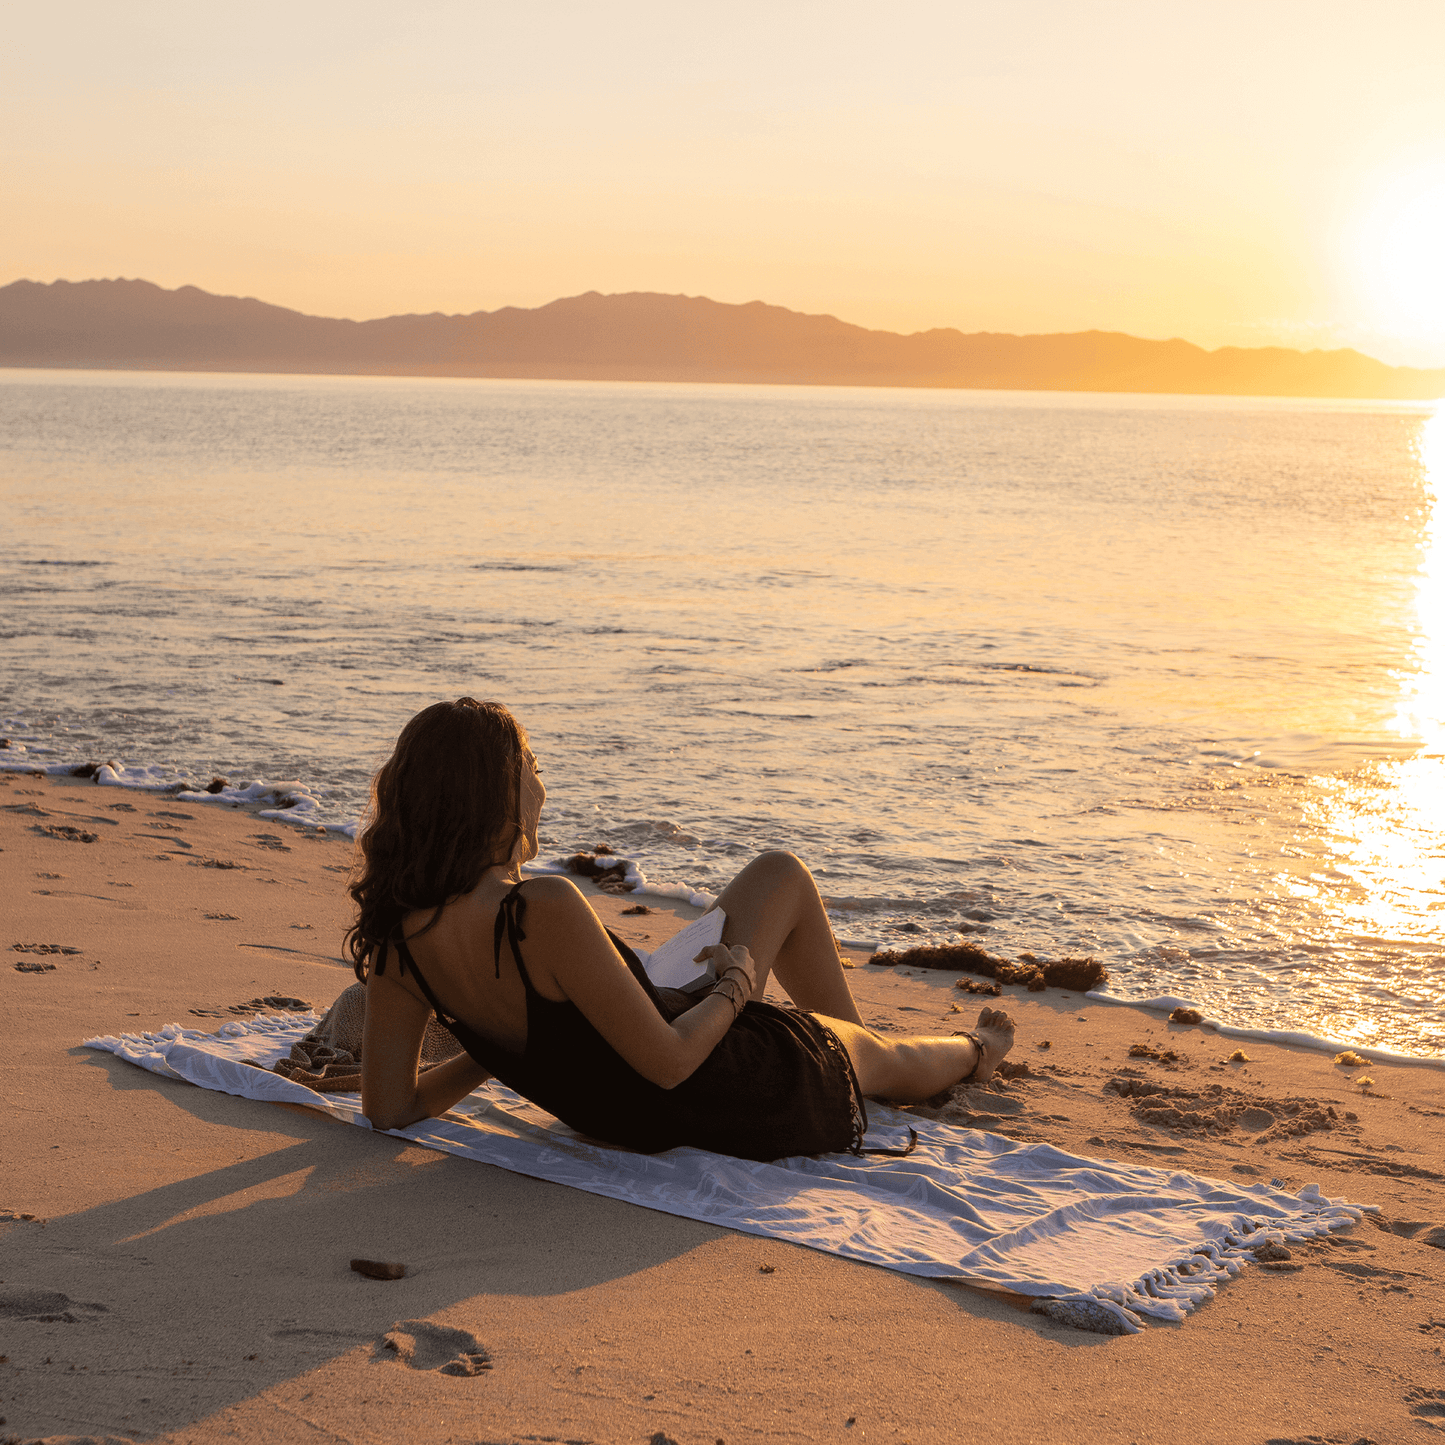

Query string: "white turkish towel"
[83, 1014, 1372, 1333]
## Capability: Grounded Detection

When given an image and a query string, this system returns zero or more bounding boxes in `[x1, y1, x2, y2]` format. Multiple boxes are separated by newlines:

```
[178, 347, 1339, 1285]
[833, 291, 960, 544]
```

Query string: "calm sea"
[3, 369, 1442, 1059]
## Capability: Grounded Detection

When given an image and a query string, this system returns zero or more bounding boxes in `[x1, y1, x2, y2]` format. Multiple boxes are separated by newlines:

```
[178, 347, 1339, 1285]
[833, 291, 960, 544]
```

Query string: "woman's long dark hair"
[345, 698, 529, 978]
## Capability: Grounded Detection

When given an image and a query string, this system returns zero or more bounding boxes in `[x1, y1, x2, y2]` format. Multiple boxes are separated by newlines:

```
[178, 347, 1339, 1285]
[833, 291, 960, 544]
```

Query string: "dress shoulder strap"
[388, 934, 460, 1028]
[493, 880, 536, 991]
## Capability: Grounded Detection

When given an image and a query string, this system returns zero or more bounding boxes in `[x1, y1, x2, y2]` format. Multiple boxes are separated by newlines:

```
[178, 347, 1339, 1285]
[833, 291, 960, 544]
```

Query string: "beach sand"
[3, 771, 1444, 1444]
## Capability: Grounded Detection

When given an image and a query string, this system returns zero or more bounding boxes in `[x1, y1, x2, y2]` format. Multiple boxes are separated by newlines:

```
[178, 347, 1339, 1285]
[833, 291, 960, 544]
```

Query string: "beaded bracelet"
[710, 966, 750, 1020]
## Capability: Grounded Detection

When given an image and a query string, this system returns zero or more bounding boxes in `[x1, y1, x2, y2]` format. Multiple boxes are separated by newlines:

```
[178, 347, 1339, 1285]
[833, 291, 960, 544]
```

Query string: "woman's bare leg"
[711, 851, 864, 1025]
[818, 1007, 1017, 1102]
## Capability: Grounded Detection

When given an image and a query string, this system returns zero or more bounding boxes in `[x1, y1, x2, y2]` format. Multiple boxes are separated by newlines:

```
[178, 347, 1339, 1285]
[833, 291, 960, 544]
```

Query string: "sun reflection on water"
[1280, 409, 1445, 1047]
[1395, 409, 1445, 748]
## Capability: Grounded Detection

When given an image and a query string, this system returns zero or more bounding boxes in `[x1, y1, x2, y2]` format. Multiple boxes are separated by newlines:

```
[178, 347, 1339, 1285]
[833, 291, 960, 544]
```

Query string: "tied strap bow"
[492, 884, 529, 980]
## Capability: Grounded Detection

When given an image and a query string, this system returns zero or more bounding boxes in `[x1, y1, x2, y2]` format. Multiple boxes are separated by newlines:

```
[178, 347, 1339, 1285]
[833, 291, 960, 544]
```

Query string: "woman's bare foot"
[969, 1007, 1016, 1085]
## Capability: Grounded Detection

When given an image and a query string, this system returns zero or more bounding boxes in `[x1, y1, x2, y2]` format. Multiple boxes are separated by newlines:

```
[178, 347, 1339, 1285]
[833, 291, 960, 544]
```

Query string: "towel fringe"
[1072, 1200, 1376, 1327]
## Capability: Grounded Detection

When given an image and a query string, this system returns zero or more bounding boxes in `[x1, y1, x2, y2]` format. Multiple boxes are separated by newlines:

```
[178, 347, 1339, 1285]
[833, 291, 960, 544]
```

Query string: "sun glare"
[1273, 410, 1445, 1041]
[1300, 408, 1445, 984]
[1396, 410, 1445, 745]
[1356, 168, 1445, 344]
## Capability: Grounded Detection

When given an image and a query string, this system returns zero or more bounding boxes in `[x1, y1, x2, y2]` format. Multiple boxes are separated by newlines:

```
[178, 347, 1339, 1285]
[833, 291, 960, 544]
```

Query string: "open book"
[634, 909, 726, 995]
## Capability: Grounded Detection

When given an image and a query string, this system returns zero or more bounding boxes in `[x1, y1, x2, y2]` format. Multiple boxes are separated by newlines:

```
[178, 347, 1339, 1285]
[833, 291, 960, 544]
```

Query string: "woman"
[352, 698, 1017, 1161]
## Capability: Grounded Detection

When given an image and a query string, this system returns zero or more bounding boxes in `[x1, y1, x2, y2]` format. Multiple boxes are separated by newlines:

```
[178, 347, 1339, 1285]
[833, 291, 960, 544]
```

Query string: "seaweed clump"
[563, 851, 635, 894]
[69, 759, 119, 779]
[1128, 1043, 1180, 1063]
[955, 978, 1003, 997]
[867, 941, 1106, 992]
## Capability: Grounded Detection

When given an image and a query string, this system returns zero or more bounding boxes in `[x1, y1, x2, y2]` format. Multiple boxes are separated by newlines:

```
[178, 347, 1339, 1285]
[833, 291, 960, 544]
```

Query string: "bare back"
[387, 875, 570, 1056]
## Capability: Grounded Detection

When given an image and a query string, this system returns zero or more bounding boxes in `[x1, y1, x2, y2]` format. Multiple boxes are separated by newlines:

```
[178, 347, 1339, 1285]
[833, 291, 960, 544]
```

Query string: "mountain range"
[2, 277, 1441, 399]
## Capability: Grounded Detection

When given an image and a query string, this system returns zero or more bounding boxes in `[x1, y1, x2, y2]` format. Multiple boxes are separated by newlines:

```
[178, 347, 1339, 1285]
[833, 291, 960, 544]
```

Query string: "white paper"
[635, 908, 726, 990]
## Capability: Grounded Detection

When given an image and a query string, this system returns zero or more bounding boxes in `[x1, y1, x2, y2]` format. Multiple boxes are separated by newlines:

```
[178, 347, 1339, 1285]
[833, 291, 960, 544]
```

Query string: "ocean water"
[2, 368, 1442, 1059]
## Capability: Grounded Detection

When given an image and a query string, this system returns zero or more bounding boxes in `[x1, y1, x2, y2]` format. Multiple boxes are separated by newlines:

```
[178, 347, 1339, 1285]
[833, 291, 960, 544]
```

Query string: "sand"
[3, 771, 1444, 1445]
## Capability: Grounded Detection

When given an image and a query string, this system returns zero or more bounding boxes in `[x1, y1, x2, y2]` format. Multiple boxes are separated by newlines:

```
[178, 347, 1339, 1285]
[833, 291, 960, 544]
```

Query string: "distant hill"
[1, 277, 1442, 399]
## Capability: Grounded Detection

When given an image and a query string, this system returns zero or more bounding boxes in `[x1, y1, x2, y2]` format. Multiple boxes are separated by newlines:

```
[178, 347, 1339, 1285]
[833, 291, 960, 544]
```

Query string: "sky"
[4, 1, 1445, 367]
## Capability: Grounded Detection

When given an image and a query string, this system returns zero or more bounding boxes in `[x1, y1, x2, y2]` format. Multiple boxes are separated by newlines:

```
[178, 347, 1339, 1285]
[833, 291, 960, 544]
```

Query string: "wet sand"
[3, 771, 1444, 1444]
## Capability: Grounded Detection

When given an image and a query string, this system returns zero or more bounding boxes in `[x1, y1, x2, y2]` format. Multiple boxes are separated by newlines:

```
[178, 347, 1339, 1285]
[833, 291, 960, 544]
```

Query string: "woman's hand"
[695, 942, 756, 997]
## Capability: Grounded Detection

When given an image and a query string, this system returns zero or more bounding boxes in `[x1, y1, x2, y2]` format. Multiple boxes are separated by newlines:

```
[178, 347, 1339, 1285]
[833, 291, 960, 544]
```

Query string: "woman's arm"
[523, 876, 754, 1089]
[360, 965, 493, 1131]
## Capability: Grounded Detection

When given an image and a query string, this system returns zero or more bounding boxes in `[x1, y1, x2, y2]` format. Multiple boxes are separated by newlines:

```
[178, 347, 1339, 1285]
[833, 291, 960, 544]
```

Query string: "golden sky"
[5, 1, 1445, 366]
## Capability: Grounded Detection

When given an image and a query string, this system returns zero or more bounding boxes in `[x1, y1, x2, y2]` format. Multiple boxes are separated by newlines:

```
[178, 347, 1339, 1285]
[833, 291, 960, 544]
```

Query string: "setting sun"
[1357, 167, 1445, 345]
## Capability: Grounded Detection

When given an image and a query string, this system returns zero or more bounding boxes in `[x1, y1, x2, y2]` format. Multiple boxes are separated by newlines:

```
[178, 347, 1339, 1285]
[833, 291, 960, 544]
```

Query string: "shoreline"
[6, 755, 1442, 1068]
[3, 770, 1444, 1442]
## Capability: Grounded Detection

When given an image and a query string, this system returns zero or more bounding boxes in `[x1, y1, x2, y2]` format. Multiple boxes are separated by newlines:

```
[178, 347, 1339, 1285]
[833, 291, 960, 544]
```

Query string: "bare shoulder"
[509, 875, 616, 996]
[520, 872, 585, 900]
[517, 874, 606, 937]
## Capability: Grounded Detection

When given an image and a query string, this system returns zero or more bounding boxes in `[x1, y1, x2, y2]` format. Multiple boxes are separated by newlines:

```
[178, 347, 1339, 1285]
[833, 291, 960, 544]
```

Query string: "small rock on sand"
[350, 1258, 406, 1280]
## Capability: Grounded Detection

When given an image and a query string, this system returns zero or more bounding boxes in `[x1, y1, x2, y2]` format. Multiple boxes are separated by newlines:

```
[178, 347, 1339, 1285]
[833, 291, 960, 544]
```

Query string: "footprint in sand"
[1380, 1219, 1445, 1250]
[1263, 1437, 1385, 1444]
[376, 1320, 492, 1375]
[0, 1288, 108, 1323]
[1408, 1387, 1445, 1430]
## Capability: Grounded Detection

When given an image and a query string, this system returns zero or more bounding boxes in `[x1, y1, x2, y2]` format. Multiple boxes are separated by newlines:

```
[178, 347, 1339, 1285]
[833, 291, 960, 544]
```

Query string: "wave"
[471, 562, 573, 573]
[0, 753, 355, 838]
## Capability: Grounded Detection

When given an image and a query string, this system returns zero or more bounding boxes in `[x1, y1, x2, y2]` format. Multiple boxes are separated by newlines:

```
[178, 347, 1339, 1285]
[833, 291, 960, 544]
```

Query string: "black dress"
[375, 880, 866, 1162]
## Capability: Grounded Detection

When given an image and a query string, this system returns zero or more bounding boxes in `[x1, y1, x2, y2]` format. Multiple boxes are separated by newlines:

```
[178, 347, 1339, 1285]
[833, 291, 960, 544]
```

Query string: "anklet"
[958, 1030, 984, 1085]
